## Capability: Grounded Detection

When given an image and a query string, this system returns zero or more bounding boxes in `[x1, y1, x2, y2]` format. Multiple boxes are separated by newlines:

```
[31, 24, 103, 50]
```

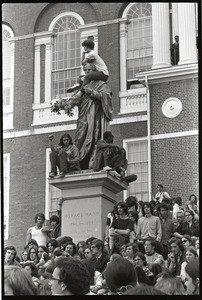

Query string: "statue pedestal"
[49, 170, 128, 243]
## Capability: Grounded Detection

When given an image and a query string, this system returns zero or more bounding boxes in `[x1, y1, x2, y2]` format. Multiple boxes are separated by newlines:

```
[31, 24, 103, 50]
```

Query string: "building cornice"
[136, 63, 198, 84]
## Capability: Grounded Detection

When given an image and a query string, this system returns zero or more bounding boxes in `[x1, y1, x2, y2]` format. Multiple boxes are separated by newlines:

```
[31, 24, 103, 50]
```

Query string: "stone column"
[151, 3, 171, 69]
[34, 45, 40, 104]
[171, 3, 179, 40]
[45, 41, 53, 103]
[178, 3, 197, 65]
[120, 21, 127, 91]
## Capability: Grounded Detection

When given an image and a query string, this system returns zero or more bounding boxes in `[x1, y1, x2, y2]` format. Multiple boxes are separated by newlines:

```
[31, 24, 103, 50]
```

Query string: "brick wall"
[150, 78, 198, 135]
[151, 135, 198, 203]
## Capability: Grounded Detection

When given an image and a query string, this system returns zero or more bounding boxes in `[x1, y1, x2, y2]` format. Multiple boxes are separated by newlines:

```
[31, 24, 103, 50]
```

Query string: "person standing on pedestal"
[48, 133, 80, 177]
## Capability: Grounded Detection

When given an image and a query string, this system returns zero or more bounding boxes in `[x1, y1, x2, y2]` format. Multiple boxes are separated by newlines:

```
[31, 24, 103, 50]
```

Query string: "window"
[45, 149, 62, 220]
[2, 25, 14, 129]
[125, 3, 152, 82]
[4, 154, 10, 240]
[52, 15, 82, 99]
[124, 139, 149, 201]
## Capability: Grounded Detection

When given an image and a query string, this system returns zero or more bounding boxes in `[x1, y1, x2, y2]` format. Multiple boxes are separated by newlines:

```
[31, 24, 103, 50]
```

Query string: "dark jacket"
[91, 252, 110, 274]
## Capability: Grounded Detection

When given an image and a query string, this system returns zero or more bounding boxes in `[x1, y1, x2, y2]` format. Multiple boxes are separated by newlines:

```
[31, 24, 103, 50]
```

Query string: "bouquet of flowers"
[50, 97, 74, 117]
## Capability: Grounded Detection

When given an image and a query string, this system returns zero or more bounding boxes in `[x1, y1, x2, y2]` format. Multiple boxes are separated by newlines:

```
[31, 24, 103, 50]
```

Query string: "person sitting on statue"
[48, 133, 80, 178]
[66, 39, 109, 103]
[93, 131, 137, 183]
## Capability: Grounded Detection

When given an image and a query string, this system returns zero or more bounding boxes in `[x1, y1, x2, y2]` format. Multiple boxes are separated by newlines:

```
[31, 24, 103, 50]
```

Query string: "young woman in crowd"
[133, 252, 154, 284]
[27, 245, 39, 265]
[194, 238, 199, 255]
[184, 257, 199, 295]
[181, 234, 193, 249]
[185, 194, 199, 220]
[77, 240, 87, 259]
[180, 246, 198, 282]
[125, 242, 139, 264]
[167, 237, 185, 276]
[84, 246, 93, 260]
[46, 239, 59, 259]
[20, 250, 28, 266]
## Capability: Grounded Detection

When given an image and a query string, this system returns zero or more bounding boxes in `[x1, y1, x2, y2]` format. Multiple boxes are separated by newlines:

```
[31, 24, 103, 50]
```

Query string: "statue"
[74, 63, 112, 169]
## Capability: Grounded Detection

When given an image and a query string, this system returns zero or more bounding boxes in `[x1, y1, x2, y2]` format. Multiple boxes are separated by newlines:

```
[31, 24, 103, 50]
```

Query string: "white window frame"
[120, 3, 152, 91]
[123, 137, 150, 201]
[3, 153, 10, 240]
[32, 13, 98, 126]
[3, 24, 15, 130]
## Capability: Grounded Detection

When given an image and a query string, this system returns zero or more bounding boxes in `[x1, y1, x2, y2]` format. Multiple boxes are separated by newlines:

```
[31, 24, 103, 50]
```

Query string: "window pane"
[127, 140, 148, 201]
[126, 3, 153, 80]
[52, 16, 81, 99]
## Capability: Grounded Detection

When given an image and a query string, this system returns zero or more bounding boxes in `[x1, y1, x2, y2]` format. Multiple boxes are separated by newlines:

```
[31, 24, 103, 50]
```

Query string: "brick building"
[3, 2, 198, 252]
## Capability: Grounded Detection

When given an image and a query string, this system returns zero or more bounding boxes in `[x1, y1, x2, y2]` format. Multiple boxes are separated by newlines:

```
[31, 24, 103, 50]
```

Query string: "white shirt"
[154, 191, 170, 203]
[31, 226, 49, 247]
[85, 50, 109, 76]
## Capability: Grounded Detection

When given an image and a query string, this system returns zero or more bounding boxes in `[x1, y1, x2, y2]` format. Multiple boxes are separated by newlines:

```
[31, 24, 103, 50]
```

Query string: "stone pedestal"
[49, 170, 128, 244]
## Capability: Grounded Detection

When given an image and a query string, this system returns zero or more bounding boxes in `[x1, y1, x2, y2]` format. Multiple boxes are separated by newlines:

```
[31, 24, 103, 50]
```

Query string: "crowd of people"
[4, 190, 199, 295]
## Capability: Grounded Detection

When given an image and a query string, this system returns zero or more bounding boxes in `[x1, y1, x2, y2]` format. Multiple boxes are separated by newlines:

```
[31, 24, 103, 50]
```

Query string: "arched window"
[125, 3, 152, 82]
[3, 25, 13, 106]
[51, 14, 82, 99]
[2, 24, 14, 129]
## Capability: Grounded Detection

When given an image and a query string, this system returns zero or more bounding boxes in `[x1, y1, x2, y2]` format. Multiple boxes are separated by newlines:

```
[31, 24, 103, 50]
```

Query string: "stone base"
[49, 170, 128, 243]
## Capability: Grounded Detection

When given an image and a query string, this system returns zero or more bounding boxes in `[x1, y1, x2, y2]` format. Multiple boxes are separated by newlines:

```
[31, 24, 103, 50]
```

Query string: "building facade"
[3, 2, 198, 252]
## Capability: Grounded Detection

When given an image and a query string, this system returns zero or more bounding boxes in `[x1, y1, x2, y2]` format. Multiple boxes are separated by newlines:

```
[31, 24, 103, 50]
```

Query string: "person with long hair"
[184, 257, 199, 295]
[48, 133, 80, 177]
[46, 239, 59, 259]
[167, 237, 185, 276]
[77, 241, 87, 259]
[27, 245, 39, 265]
[4, 265, 38, 295]
[180, 246, 198, 282]
[185, 194, 199, 220]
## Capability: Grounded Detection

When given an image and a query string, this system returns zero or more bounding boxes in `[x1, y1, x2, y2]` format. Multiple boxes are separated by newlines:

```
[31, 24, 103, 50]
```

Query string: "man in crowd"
[110, 201, 134, 254]
[154, 184, 170, 204]
[26, 213, 50, 247]
[50, 257, 91, 295]
[144, 239, 164, 269]
[136, 202, 162, 243]
[157, 203, 175, 260]
[4, 246, 21, 266]
[91, 239, 110, 274]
